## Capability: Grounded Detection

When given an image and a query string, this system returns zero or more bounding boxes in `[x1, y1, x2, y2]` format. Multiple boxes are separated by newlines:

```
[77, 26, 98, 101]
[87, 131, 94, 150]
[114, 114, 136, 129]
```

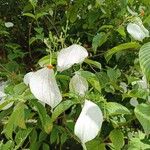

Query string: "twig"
[28, 22, 32, 58]
[46, 16, 59, 37]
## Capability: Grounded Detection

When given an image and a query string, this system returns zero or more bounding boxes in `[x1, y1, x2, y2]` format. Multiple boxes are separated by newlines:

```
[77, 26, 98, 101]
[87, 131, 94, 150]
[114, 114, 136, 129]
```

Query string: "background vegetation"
[0, 0, 150, 149]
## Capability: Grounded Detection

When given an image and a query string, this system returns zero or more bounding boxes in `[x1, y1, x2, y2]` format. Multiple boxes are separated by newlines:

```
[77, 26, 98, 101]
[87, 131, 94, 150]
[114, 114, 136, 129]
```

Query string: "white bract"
[69, 73, 88, 96]
[57, 44, 88, 71]
[132, 76, 148, 90]
[130, 97, 139, 107]
[120, 82, 127, 93]
[127, 17, 149, 41]
[5, 22, 14, 28]
[137, 76, 148, 90]
[74, 100, 103, 144]
[24, 67, 62, 109]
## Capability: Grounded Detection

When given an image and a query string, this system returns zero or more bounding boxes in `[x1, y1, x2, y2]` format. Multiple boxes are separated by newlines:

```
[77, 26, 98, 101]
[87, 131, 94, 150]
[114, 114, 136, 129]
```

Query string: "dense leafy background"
[0, 0, 150, 149]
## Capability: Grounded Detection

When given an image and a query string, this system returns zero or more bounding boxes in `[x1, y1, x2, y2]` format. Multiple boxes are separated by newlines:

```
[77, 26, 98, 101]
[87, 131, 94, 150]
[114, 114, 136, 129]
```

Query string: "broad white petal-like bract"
[132, 76, 148, 90]
[134, 17, 149, 37]
[74, 100, 103, 144]
[25, 67, 62, 108]
[69, 74, 88, 96]
[130, 98, 139, 107]
[127, 21, 149, 41]
[5, 22, 14, 28]
[57, 44, 88, 71]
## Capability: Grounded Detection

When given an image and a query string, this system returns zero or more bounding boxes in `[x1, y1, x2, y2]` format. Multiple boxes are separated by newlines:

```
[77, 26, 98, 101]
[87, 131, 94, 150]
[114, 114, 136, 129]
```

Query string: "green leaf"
[107, 68, 121, 83]
[0, 107, 12, 120]
[0, 141, 14, 150]
[50, 127, 59, 144]
[35, 12, 48, 20]
[124, 88, 148, 99]
[86, 139, 106, 150]
[14, 128, 32, 150]
[139, 42, 150, 81]
[0, 99, 14, 110]
[42, 143, 50, 150]
[92, 32, 108, 53]
[84, 58, 101, 69]
[67, 6, 78, 23]
[105, 42, 140, 62]
[106, 102, 130, 116]
[13, 82, 27, 95]
[117, 26, 126, 38]
[29, 0, 37, 9]
[109, 129, 124, 150]
[29, 37, 36, 45]
[29, 129, 37, 144]
[96, 72, 109, 89]
[34, 27, 43, 34]
[23, 13, 35, 19]
[78, 71, 101, 92]
[38, 54, 57, 67]
[51, 100, 76, 122]
[128, 137, 150, 150]
[30, 99, 52, 134]
[134, 103, 150, 135]
[143, 15, 150, 26]
[39, 131, 48, 142]
[4, 102, 26, 139]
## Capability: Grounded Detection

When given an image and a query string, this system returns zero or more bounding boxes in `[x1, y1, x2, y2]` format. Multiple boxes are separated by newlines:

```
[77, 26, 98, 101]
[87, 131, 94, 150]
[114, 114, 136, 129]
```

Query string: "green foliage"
[135, 103, 150, 135]
[30, 99, 52, 134]
[4, 102, 26, 139]
[109, 129, 124, 150]
[92, 32, 108, 53]
[79, 71, 101, 92]
[51, 100, 77, 122]
[139, 42, 150, 81]
[106, 102, 130, 116]
[86, 139, 105, 150]
[105, 42, 141, 62]
[0, 0, 150, 149]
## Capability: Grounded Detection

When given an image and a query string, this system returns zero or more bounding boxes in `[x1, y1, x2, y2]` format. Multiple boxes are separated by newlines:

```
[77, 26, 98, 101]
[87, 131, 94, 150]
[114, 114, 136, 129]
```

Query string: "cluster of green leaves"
[1, 0, 150, 149]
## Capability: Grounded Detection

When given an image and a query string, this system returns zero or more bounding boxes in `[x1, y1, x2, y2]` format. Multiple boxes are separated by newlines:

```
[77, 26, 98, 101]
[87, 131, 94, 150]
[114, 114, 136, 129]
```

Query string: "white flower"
[24, 67, 62, 109]
[120, 82, 127, 93]
[127, 18, 149, 41]
[137, 76, 148, 89]
[132, 76, 148, 90]
[69, 73, 88, 96]
[57, 44, 88, 71]
[5, 22, 14, 28]
[130, 98, 139, 107]
[74, 100, 103, 144]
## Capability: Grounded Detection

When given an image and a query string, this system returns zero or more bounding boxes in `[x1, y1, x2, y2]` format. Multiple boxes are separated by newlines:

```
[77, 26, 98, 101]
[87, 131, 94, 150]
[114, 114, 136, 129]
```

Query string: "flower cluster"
[24, 44, 103, 148]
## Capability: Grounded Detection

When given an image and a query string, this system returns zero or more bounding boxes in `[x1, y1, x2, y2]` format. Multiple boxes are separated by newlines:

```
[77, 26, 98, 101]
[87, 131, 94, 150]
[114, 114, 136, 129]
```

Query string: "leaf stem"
[28, 22, 32, 58]
[82, 143, 87, 150]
